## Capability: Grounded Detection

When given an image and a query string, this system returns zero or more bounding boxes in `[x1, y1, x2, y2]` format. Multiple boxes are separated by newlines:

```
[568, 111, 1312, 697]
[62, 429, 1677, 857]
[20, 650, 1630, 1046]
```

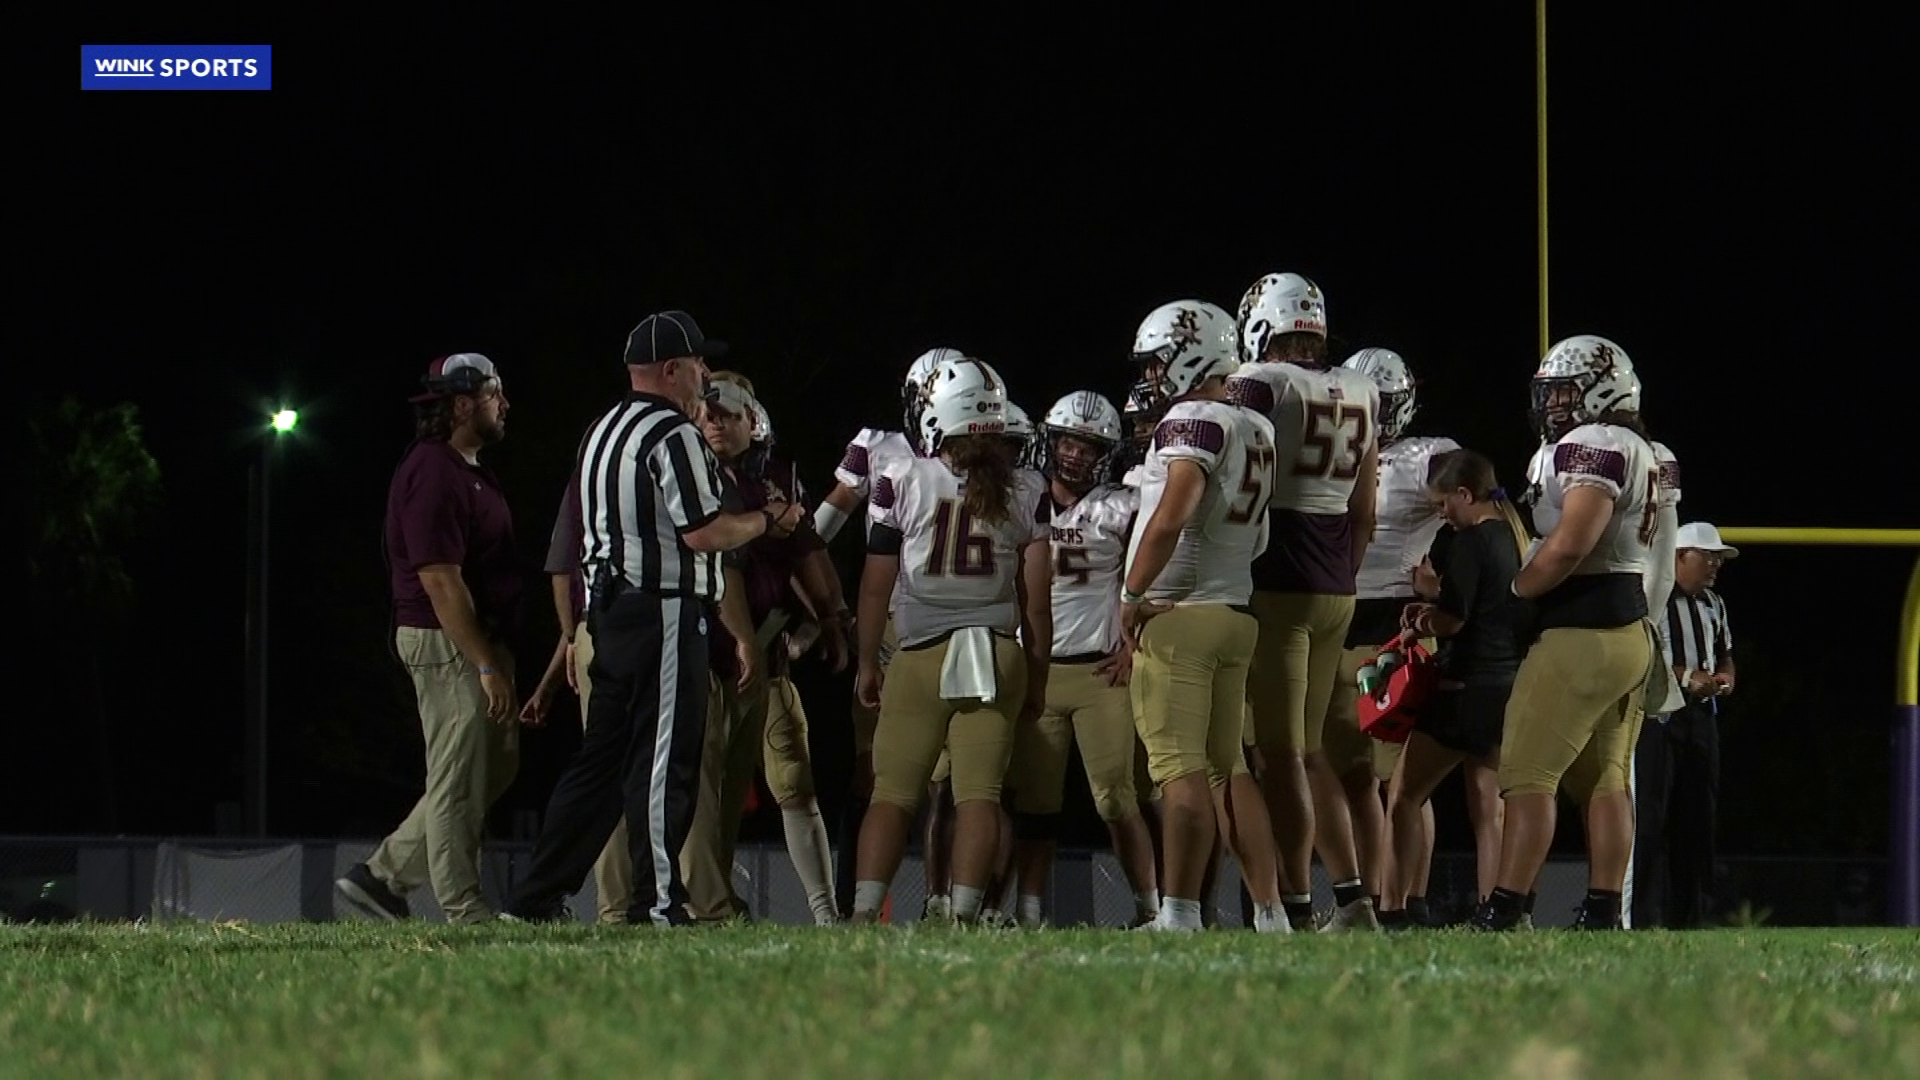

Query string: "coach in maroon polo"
[335, 352, 526, 925]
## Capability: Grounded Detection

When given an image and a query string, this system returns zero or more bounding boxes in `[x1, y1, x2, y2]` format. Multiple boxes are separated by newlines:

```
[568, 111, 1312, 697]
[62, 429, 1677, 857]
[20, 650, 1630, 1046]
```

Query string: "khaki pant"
[1246, 591, 1355, 755]
[366, 627, 519, 925]
[681, 670, 771, 921]
[1131, 604, 1259, 787]
[570, 624, 638, 925]
[763, 677, 817, 803]
[1322, 643, 1403, 782]
[1011, 661, 1138, 820]
[1500, 624, 1652, 800]
[871, 635, 1026, 810]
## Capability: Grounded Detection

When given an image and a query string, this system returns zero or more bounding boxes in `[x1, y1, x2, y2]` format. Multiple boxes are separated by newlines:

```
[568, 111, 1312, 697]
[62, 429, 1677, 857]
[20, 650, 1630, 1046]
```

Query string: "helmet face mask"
[1130, 301, 1239, 404]
[1530, 334, 1639, 442]
[1341, 347, 1417, 443]
[1038, 390, 1123, 487]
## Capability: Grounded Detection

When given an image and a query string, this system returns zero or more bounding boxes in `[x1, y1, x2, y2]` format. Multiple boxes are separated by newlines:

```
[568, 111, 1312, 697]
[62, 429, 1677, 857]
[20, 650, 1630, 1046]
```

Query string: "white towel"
[939, 626, 999, 705]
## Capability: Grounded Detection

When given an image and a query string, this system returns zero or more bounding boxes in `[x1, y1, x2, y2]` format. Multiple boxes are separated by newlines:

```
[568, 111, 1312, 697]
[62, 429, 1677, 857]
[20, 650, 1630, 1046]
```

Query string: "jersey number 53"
[1293, 401, 1371, 480]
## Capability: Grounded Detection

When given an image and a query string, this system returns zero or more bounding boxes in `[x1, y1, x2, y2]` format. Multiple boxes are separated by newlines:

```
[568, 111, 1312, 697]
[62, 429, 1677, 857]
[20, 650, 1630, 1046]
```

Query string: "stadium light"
[246, 405, 300, 838]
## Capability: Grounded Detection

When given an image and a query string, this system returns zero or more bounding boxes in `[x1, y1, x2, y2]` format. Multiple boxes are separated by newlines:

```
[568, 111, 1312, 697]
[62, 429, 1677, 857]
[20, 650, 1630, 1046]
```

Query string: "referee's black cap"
[625, 311, 728, 367]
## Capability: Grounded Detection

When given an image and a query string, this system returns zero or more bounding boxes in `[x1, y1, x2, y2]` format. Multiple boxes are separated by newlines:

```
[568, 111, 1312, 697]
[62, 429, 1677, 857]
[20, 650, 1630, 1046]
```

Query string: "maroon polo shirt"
[708, 454, 825, 678]
[385, 438, 522, 631]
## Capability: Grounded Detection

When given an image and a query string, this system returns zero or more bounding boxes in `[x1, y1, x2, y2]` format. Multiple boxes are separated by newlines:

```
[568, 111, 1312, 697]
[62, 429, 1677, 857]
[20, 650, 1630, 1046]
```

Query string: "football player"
[848, 356, 1052, 924]
[1121, 300, 1286, 933]
[1620, 374, 1684, 929]
[925, 398, 1039, 924]
[813, 348, 957, 918]
[1004, 390, 1161, 927]
[1227, 273, 1383, 931]
[1327, 348, 1458, 928]
[1473, 335, 1659, 932]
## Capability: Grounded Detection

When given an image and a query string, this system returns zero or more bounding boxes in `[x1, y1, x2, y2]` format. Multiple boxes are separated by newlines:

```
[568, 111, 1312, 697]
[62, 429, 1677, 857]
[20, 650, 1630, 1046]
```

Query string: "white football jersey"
[1049, 483, 1140, 656]
[1355, 435, 1459, 599]
[870, 458, 1051, 649]
[1645, 441, 1684, 713]
[1121, 462, 1148, 489]
[1528, 423, 1660, 579]
[836, 427, 919, 609]
[834, 427, 919, 506]
[1124, 399, 1276, 606]
[1225, 361, 1381, 514]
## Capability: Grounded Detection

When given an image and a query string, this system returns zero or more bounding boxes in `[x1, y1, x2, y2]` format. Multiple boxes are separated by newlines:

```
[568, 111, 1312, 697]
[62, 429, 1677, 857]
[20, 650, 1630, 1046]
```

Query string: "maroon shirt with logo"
[385, 439, 522, 631]
[709, 455, 825, 679]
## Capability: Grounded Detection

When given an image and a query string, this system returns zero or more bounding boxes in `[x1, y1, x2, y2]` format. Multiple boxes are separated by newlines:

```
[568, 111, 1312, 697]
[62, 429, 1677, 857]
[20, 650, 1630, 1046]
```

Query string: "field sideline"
[3, 922, 1914, 1079]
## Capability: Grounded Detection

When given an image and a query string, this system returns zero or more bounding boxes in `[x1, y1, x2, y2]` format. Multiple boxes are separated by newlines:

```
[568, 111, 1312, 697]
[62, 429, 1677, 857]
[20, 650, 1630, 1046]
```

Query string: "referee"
[506, 311, 804, 925]
[1632, 521, 1737, 930]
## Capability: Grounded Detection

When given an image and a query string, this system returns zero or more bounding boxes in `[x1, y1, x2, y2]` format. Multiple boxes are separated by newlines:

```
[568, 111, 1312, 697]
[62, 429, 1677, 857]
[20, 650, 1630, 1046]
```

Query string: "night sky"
[25, 11, 1909, 863]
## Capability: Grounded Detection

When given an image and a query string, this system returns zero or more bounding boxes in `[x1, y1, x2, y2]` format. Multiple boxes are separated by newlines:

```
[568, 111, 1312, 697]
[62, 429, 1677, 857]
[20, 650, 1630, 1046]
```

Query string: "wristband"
[479, 665, 499, 676]
[1509, 580, 1524, 599]
[1121, 588, 1147, 606]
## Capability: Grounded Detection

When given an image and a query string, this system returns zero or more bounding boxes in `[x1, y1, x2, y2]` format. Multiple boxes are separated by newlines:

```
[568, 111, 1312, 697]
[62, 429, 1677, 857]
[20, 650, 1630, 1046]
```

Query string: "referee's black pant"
[1632, 701, 1720, 929]
[510, 590, 711, 925]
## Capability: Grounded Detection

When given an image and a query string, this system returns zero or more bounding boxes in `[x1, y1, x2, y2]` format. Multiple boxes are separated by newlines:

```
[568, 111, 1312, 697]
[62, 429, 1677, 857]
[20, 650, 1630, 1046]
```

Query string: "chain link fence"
[0, 836, 1890, 928]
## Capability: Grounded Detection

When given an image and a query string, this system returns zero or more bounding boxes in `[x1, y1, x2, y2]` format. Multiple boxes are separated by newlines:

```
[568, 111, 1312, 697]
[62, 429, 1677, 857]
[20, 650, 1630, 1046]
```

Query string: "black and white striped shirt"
[1661, 586, 1732, 675]
[577, 392, 727, 601]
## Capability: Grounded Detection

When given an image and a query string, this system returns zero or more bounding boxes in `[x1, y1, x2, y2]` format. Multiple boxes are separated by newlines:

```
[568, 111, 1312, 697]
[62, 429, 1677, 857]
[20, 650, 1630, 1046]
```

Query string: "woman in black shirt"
[1382, 449, 1531, 911]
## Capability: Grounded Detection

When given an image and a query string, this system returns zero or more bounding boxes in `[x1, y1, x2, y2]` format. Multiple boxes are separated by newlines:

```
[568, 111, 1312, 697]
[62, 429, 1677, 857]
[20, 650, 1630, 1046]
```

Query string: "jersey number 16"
[926, 499, 996, 577]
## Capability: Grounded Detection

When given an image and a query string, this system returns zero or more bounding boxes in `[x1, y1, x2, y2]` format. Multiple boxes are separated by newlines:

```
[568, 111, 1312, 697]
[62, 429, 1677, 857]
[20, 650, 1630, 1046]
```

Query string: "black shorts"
[1418, 685, 1511, 758]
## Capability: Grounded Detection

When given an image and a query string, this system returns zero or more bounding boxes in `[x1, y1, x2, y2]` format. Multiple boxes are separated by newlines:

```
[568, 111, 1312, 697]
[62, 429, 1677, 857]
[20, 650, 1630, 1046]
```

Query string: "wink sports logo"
[81, 45, 272, 91]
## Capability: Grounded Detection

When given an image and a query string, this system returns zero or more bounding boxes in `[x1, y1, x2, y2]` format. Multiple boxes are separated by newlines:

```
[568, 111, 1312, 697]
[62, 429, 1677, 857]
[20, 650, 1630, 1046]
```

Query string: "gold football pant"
[1011, 659, 1139, 820]
[1246, 591, 1356, 756]
[365, 627, 519, 925]
[762, 676, 817, 804]
[1500, 624, 1652, 801]
[1322, 643, 1405, 782]
[870, 635, 1027, 811]
[1131, 604, 1259, 788]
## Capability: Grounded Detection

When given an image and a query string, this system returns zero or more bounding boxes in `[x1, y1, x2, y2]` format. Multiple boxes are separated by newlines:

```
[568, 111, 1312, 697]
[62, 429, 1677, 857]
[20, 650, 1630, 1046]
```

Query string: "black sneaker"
[335, 863, 410, 921]
[1467, 899, 1517, 932]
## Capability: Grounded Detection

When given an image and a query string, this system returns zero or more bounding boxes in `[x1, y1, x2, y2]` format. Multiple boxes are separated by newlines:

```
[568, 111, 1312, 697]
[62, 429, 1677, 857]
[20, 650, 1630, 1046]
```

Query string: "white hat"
[1676, 522, 1738, 558]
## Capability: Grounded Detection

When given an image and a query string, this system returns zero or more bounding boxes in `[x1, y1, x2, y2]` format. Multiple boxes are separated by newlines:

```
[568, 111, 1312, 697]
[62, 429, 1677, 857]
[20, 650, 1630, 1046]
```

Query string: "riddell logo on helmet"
[966, 422, 1004, 434]
[1294, 319, 1320, 330]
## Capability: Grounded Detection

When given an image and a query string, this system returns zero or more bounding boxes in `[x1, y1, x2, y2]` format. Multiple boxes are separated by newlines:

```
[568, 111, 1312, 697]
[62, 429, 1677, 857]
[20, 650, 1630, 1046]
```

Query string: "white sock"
[1253, 902, 1292, 933]
[1017, 894, 1043, 926]
[1159, 896, 1204, 930]
[853, 880, 888, 916]
[781, 807, 838, 924]
[951, 884, 985, 920]
[1135, 890, 1161, 920]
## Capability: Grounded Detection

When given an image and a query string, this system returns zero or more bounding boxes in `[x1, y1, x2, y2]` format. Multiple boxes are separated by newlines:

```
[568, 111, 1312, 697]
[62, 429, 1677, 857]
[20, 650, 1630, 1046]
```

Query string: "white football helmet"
[1530, 334, 1639, 442]
[1237, 272, 1328, 363]
[749, 398, 773, 445]
[918, 355, 1009, 454]
[1040, 390, 1123, 485]
[1002, 401, 1039, 467]
[903, 346, 966, 438]
[1131, 300, 1240, 406]
[1343, 348, 1417, 444]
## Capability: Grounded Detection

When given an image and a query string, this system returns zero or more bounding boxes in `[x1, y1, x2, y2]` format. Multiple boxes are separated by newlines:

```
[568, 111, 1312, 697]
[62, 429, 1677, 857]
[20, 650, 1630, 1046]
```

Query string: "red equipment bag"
[1356, 637, 1439, 744]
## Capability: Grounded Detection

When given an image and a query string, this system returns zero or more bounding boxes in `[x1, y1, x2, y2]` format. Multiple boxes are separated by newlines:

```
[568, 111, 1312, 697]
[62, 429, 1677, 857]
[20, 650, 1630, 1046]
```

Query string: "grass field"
[2, 921, 1915, 1079]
